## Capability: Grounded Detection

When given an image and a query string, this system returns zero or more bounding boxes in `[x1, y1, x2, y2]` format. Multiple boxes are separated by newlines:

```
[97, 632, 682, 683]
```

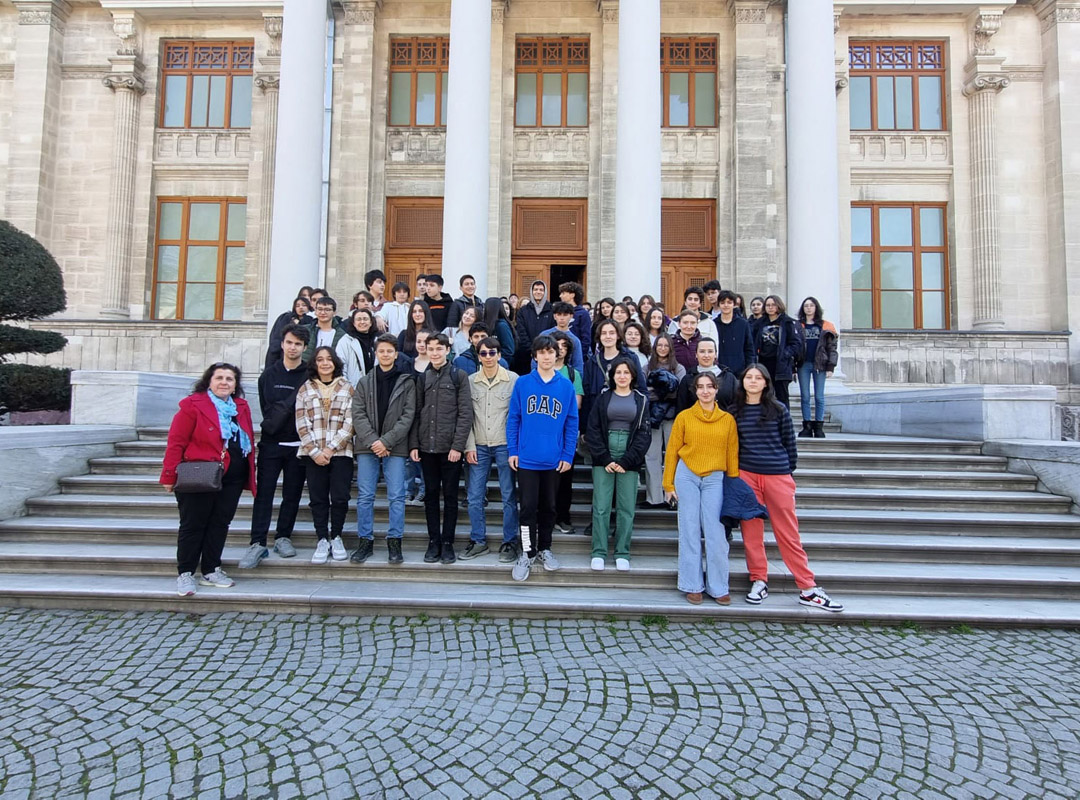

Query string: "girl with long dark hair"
[796, 296, 839, 438]
[483, 296, 516, 361]
[732, 363, 843, 612]
[398, 300, 435, 358]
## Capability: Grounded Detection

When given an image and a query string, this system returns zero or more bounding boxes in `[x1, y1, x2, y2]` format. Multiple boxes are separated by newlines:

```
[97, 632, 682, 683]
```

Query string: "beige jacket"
[465, 366, 517, 450]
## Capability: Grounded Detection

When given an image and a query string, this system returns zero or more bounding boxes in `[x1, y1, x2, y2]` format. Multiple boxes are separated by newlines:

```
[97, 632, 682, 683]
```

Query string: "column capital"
[339, 0, 380, 26]
[962, 71, 1010, 97]
[971, 7, 1007, 56]
[263, 13, 283, 57]
[13, 1, 70, 30]
[108, 11, 142, 57]
[255, 73, 281, 93]
[597, 0, 618, 23]
[102, 72, 146, 95]
[727, 0, 773, 25]
[492, 0, 508, 24]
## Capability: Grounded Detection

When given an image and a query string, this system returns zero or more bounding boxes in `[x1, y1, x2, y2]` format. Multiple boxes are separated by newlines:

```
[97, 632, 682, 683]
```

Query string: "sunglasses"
[478, 349, 499, 357]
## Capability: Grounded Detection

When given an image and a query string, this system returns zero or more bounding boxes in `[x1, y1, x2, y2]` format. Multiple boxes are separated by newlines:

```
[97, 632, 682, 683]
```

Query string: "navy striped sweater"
[733, 403, 797, 475]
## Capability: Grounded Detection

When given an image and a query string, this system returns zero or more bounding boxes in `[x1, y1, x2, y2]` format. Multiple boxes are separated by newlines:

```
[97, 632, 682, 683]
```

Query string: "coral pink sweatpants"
[738, 470, 816, 590]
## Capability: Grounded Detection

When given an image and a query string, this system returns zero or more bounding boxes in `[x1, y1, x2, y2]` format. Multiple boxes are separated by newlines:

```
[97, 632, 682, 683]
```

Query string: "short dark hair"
[315, 295, 337, 311]
[427, 332, 451, 349]
[470, 322, 489, 336]
[364, 269, 386, 288]
[375, 333, 398, 350]
[717, 290, 738, 304]
[459, 274, 475, 287]
[353, 290, 374, 304]
[306, 346, 343, 380]
[477, 336, 501, 354]
[703, 280, 722, 292]
[416, 274, 428, 283]
[532, 334, 558, 356]
[426, 274, 444, 286]
[551, 301, 575, 316]
[683, 286, 704, 301]
[558, 282, 584, 305]
[192, 362, 243, 398]
[281, 323, 310, 345]
[310, 288, 326, 296]
[607, 356, 639, 387]
[391, 281, 410, 297]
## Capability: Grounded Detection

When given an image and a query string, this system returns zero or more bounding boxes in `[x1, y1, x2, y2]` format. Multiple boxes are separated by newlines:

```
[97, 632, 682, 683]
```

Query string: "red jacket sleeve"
[160, 401, 197, 485]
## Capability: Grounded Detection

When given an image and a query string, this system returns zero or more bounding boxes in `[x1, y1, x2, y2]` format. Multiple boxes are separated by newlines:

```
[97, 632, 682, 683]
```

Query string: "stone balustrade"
[154, 130, 252, 163]
[849, 132, 951, 167]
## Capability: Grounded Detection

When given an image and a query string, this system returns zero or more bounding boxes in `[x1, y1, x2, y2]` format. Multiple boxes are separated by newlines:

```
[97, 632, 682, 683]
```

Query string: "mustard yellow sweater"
[662, 403, 740, 492]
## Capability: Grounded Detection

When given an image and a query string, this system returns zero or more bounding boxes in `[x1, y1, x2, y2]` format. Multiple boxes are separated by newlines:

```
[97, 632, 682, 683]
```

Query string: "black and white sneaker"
[746, 580, 768, 605]
[799, 587, 844, 612]
[461, 541, 489, 561]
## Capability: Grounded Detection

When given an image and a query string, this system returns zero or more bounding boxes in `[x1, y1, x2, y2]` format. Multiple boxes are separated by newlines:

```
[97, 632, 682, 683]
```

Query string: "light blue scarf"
[208, 392, 252, 456]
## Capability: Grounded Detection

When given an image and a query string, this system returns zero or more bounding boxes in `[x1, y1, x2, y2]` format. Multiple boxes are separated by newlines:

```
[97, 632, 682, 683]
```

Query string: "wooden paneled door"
[510, 198, 587, 299]
[661, 198, 717, 314]
[384, 197, 443, 296]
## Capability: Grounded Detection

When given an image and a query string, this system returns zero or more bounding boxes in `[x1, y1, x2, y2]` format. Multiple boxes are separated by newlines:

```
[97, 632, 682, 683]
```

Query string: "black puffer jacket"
[408, 362, 473, 454]
[584, 389, 651, 471]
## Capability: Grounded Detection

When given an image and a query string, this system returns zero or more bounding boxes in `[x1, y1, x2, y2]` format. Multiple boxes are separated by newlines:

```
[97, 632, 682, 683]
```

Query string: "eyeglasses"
[478, 349, 499, 357]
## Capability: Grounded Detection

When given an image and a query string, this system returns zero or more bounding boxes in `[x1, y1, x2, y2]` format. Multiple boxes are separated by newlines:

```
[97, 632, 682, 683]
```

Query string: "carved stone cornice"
[263, 14, 283, 57]
[1033, 1, 1080, 31]
[341, 0, 380, 25]
[102, 73, 146, 95]
[962, 72, 1010, 97]
[972, 11, 1004, 56]
[597, 0, 617, 23]
[492, 0, 507, 24]
[727, 0, 775, 25]
[14, 1, 70, 30]
[255, 74, 280, 93]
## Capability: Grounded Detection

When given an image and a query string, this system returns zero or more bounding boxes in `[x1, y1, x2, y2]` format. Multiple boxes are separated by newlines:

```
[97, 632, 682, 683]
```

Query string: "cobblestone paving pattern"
[1, 609, 1079, 799]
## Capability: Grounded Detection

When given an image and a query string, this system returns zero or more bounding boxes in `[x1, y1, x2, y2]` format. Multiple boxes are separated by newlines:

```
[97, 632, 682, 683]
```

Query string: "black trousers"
[304, 456, 353, 539]
[555, 468, 573, 525]
[249, 442, 306, 545]
[518, 468, 557, 557]
[760, 356, 791, 409]
[419, 452, 463, 544]
[176, 477, 245, 576]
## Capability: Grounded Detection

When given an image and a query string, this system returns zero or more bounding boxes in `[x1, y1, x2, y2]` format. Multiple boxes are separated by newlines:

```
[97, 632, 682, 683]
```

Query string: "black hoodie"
[258, 358, 308, 444]
[422, 291, 455, 330]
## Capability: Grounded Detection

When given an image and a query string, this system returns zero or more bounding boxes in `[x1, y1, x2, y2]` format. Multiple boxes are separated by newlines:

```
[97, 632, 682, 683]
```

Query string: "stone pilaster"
[962, 8, 1011, 330]
[1034, 0, 1080, 385]
[329, 1, 379, 297]
[100, 11, 146, 319]
[488, 1, 509, 294]
[6, 1, 69, 246]
[597, 0, 619, 295]
[252, 12, 283, 320]
[729, 0, 775, 297]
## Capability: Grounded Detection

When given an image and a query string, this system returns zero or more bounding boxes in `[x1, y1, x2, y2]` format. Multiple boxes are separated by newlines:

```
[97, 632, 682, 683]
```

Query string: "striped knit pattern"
[662, 403, 740, 492]
[733, 403, 797, 475]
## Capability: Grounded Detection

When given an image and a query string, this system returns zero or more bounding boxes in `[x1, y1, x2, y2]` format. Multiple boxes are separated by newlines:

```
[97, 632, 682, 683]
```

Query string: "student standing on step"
[295, 347, 356, 565]
[733, 364, 844, 612]
[351, 334, 417, 565]
[162, 362, 255, 597]
[663, 372, 740, 606]
[713, 290, 755, 376]
[752, 295, 803, 410]
[796, 296, 838, 439]
[507, 334, 579, 582]
[409, 333, 473, 565]
[240, 324, 309, 569]
[463, 336, 521, 563]
[585, 358, 651, 572]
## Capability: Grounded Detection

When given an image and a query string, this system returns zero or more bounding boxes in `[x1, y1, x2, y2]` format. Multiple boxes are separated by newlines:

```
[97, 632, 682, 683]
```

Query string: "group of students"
[160, 274, 842, 612]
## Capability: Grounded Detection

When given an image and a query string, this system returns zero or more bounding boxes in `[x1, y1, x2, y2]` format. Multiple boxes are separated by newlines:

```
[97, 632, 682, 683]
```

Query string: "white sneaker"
[799, 586, 844, 612]
[177, 572, 196, 596]
[590, 557, 605, 571]
[330, 536, 348, 561]
[312, 539, 330, 564]
[615, 558, 630, 572]
[746, 580, 769, 605]
[537, 549, 561, 571]
[511, 554, 534, 582]
[199, 568, 235, 588]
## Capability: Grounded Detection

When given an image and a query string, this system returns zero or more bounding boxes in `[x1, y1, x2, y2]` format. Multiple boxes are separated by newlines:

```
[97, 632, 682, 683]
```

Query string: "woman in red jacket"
[161, 362, 256, 597]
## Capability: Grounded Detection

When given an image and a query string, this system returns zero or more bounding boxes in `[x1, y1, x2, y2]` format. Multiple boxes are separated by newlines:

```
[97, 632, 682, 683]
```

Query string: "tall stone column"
[597, 0, 619, 294]
[6, 1, 68, 245]
[441, 0, 492, 296]
[266, 0, 327, 329]
[729, 0, 774, 297]
[253, 13, 282, 321]
[487, 0, 508, 295]
[963, 10, 1010, 330]
[1035, 0, 1080, 388]
[100, 12, 144, 319]
[614, 0, 661, 300]
[786, 0, 841, 324]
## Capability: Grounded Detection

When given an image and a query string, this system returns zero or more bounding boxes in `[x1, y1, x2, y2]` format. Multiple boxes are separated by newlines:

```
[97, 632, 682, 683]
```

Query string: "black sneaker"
[387, 538, 403, 564]
[498, 540, 520, 564]
[423, 540, 441, 563]
[461, 541, 489, 560]
[350, 538, 374, 564]
[440, 543, 457, 564]
[554, 521, 573, 535]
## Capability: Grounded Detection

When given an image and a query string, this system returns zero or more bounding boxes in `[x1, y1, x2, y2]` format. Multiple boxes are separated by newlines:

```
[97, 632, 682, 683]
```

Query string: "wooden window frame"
[851, 201, 950, 330]
[661, 37, 718, 128]
[848, 40, 947, 132]
[158, 40, 255, 130]
[388, 37, 450, 128]
[152, 197, 247, 321]
[514, 36, 590, 128]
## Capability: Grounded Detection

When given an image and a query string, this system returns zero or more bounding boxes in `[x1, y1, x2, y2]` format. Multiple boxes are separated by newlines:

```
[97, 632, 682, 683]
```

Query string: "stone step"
[3, 519, 1080, 566]
[2, 572, 1078, 628]
[53, 477, 1071, 514]
[83, 458, 1034, 491]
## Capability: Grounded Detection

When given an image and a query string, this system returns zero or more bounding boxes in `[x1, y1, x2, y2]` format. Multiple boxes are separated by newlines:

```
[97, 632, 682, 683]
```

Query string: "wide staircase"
[1, 421, 1079, 626]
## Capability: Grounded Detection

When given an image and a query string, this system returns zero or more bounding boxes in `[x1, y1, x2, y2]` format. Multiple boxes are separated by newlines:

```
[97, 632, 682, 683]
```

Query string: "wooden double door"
[510, 199, 588, 300]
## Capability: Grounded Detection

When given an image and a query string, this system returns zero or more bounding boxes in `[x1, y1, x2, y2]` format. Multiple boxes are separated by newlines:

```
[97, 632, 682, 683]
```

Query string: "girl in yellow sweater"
[663, 372, 740, 605]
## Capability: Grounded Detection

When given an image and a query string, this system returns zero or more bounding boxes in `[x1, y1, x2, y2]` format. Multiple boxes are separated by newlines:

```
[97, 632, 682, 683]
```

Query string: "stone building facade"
[2, 0, 1078, 404]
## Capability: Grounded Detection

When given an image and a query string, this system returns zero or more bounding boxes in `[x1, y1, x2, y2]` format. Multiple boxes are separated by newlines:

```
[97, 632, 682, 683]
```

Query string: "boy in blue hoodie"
[507, 334, 580, 582]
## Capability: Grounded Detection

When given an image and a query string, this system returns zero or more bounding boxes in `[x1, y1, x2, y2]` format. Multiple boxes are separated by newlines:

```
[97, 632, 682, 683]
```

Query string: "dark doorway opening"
[549, 264, 585, 292]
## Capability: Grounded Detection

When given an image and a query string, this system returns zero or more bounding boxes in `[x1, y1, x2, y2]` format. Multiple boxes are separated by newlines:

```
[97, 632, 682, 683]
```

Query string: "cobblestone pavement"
[1, 610, 1079, 800]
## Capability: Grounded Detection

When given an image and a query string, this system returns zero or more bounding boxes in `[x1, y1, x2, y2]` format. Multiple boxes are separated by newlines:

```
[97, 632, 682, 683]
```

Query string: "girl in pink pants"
[732, 364, 844, 612]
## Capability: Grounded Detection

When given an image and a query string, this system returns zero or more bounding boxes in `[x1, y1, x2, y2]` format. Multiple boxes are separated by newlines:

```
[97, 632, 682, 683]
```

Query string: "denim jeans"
[406, 458, 425, 498]
[356, 453, 406, 540]
[673, 460, 728, 597]
[467, 444, 518, 545]
[798, 361, 827, 422]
